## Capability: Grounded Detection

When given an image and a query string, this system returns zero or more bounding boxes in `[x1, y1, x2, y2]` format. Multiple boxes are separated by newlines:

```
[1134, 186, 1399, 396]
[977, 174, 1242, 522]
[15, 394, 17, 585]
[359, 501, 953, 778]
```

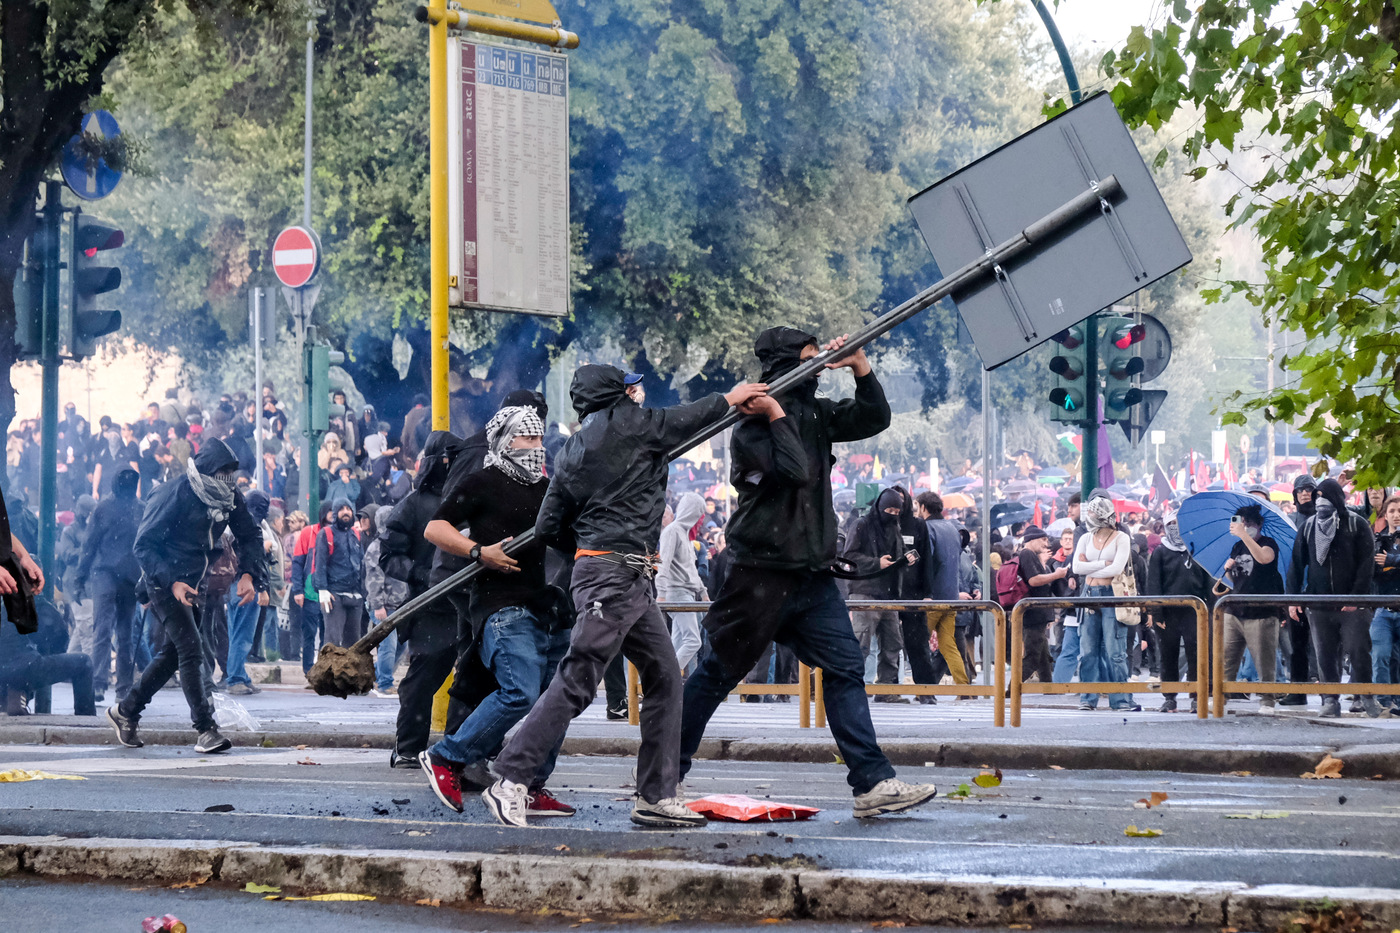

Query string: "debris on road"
[1123, 825, 1163, 837]
[1134, 792, 1169, 809]
[0, 769, 85, 782]
[1224, 811, 1289, 819]
[243, 883, 281, 893]
[203, 804, 234, 813]
[1302, 754, 1345, 779]
[686, 794, 819, 822]
[265, 893, 376, 902]
[973, 769, 1003, 788]
[140, 914, 187, 933]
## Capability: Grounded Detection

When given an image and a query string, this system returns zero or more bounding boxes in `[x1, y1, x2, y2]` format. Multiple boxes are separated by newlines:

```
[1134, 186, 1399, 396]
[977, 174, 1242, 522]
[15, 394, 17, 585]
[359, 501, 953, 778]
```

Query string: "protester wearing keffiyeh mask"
[483, 406, 546, 485]
[1082, 495, 1117, 531]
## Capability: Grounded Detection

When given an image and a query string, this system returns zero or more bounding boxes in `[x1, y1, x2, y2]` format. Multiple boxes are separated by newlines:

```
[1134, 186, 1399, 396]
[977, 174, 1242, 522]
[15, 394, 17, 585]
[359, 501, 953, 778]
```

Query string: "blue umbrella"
[989, 502, 1034, 528]
[1175, 491, 1296, 586]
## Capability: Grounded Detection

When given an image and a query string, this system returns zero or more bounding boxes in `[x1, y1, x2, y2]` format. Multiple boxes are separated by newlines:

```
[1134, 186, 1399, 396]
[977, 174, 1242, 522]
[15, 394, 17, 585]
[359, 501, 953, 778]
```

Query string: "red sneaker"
[526, 787, 576, 817]
[419, 751, 463, 813]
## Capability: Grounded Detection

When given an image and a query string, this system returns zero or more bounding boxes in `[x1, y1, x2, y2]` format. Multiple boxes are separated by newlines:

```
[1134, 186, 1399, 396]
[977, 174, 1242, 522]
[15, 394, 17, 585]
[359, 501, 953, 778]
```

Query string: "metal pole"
[304, 16, 314, 229]
[1266, 318, 1276, 480]
[299, 291, 315, 521]
[38, 182, 61, 596]
[253, 287, 264, 493]
[981, 368, 993, 686]
[428, 0, 450, 430]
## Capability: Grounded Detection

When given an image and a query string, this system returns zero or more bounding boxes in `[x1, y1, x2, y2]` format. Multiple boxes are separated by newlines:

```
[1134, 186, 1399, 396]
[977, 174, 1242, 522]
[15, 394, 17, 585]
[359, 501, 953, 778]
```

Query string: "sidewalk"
[5, 664, 1399, 777]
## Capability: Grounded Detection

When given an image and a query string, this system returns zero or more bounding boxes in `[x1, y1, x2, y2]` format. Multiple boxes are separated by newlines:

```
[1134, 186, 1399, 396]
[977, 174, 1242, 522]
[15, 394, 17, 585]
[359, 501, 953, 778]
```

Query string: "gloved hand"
[319, 592, 334, 614]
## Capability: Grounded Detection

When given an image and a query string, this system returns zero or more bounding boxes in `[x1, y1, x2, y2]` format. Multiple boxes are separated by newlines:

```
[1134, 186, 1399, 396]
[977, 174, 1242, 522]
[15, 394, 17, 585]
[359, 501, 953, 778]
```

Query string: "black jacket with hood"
[133, 438, 267, 596]
[382, 430, 465, 594]
[842, 487, 913, 599]
[535, 366, 728, 555]
[1289, 473, 1317, 529]
[726, 327, 891, 571]
[314, 497, 365, 595]
[76, 468, 144, 586]
[1287, 478, 1376, 596]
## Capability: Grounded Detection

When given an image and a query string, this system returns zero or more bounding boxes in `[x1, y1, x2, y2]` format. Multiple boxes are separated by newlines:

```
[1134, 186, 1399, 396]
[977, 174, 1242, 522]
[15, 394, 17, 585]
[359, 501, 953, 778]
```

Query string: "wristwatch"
[468, 543, 482, 561]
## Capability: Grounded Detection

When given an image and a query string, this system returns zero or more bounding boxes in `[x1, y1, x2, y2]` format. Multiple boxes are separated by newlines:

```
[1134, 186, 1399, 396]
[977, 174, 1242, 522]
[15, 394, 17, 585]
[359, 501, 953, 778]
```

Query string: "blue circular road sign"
[61, 111, 124, 201]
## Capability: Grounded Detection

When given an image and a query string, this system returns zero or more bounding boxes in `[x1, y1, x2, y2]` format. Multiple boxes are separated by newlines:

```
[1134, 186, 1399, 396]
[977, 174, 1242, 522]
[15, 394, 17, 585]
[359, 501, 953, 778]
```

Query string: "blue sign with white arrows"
[61, 111, 123, 201]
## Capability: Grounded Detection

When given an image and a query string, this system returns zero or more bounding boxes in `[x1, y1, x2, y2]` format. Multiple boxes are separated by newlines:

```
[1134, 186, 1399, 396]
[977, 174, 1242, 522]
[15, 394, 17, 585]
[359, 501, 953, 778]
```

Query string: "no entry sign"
[272, 226, 320, 289]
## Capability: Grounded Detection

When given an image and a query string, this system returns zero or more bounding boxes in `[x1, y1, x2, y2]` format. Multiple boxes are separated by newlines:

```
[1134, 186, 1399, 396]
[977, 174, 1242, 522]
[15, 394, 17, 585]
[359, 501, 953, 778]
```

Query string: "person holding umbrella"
[1219, 502, 1284, 712]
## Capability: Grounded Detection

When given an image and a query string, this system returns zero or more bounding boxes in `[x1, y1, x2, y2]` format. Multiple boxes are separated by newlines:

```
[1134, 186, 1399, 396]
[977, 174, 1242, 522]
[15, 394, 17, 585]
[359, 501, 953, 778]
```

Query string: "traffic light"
[13, 229, 45, 359]
[304, 336, 346, 434]
[1046, 325, 1089, 423]
[68, 212, 124, 359]
[1102, 314, 1145, 423]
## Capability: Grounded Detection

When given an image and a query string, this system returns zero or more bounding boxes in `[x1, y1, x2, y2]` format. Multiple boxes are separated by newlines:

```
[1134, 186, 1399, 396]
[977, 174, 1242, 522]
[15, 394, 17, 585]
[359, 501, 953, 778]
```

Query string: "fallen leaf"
[415, 898, 442, 907]
[1301, 754, 1344, 780]
[0, 769, 86, 782]
[1010, 925, 1033, 931]
[285, 893, 376, 902]
[296, 744, 308, 750]
[758, 920, 787, 925]
[260, 737, 275, 748]
[554, 844, 570, 852]
[1049, 765, 1065, 770]
[871, 923, 906, 929]
[169, 878, 209, 889]
[945, 784, 972, 798]
[244, 882, 282, 893]
[973, 769, 1003, 788]
[1136, 792, 1169, 809]
[297, 758, 321, 766]
[1224, 811, 1289, 820]
[1124, 825, 1163, 837]
[1223, 771, 1255, 777]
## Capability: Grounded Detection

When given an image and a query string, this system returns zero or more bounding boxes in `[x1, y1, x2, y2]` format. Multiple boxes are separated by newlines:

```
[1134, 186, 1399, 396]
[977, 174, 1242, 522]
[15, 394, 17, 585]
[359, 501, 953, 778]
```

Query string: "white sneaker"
[853, 778, 938, 818]
[630, 795, 706, 828]
[482, 778, 530, 828]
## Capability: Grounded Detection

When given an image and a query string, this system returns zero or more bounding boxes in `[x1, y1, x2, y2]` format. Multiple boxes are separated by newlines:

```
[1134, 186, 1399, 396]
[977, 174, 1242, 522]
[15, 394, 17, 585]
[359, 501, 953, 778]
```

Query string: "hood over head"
[113, 469, 140, 500]
[754, 326, 819, 384]
[193, 437, 239, 476]
[1292, 472, 1318, 515]
[245, 490, 271, 523]
[570, 365, 630, 417]
[75, 494, 97, 519]
[417, 429, 465, 491]
[330, 496, 354, 517]
[501, 389, 548, 420]
[673, 492, 706, 529]
[1316, 477, 1348, 514]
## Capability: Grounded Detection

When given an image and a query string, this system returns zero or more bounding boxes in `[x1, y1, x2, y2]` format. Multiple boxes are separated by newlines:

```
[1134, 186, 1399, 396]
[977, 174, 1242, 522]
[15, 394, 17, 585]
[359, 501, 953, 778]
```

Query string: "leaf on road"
[1009, 925, 1033, 930]
[1223, 771, 1255, 777]
[1302, 754, 1344, 779]
[296, 744, 308, 750]
[944, 784, 971, 798]
[297, 758, 321, 766]
[415, 898, 441, 907]
[169, 878, 209, 889]
[973, 769, 1003, 788]
[871, 923, 906, 929]
[244, 882, 281, 893]
[554, 844, 570, 852]
[1123, 825, 1163, 837]
[1224, 811, 1289, 820]
[0, 769, 86, 782]
[1049, 765, 1065, 770]
[1135, 792, 1169, 809]
[281, 893, 376, 902]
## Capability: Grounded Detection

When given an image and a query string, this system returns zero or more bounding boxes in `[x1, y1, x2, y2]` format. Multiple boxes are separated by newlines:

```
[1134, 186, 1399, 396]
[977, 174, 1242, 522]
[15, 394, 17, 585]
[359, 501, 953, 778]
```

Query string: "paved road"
[3, 876, 1165, 933]
[1, 743, 1394, 889]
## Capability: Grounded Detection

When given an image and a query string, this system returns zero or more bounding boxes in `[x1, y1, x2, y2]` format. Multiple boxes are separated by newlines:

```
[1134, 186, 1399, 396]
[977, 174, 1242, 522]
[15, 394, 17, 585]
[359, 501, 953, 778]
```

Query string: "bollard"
[798, 662, 811, 729]
[627, 660, 640, 726]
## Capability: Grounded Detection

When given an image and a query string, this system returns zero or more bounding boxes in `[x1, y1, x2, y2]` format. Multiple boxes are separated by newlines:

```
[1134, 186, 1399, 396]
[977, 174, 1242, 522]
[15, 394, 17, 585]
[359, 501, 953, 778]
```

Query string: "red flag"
[1222, 443, 1238, 490]
[1032, 499, 1043, 528]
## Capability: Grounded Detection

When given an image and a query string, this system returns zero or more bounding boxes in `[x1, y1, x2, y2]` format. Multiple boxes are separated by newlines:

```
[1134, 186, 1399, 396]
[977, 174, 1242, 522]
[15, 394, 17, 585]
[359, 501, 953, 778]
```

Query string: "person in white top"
[1070, 494, 1139, 711]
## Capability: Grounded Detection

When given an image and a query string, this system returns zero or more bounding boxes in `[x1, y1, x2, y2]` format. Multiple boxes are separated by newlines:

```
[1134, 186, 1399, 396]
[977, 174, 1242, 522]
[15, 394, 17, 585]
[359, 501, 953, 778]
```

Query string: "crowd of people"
[2, 325, 1397, 831]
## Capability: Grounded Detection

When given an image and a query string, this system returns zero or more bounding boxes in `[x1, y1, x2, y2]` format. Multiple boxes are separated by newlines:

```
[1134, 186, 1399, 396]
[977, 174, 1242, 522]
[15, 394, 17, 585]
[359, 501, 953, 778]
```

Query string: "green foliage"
[1007, 0, 1400, 485]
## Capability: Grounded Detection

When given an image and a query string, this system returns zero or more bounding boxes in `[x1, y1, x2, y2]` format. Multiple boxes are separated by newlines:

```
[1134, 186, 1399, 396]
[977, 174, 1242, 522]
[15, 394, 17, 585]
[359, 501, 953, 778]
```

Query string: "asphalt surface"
[1, 743, 1395, 890]
[1, 876, 1191, 933]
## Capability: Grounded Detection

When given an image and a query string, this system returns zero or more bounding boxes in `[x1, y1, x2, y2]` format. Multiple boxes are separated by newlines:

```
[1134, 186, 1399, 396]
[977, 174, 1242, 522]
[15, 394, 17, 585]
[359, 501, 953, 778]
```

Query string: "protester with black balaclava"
[57, 494, 96, 658]
[420, 406, 576, 819]
[483, 365, 763, 830]
[106, 438, 267, 753]
[1221, 502, 1284, 712]
[76, 468, 144, 703]
[314, 498, 366, 649]
[1071, 493, 1137, 711]
[679, 327, 937, 819]
[843, 486, 915, 699]
[1280, 473, 1321, 703]
[1288, 477, 1381, 717]
[1144, 517, 1213, 712]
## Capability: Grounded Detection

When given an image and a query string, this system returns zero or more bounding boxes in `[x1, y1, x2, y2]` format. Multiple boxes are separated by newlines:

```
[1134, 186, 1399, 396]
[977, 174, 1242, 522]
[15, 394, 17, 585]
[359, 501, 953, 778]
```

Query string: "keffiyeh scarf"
[484, 406, 546, 485]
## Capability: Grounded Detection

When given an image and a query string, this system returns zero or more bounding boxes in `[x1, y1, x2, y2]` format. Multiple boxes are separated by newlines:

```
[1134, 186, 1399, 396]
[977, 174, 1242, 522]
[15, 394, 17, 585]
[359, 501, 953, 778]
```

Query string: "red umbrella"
[1114, 498, 1147, 515]
[847, 454, 874, 465]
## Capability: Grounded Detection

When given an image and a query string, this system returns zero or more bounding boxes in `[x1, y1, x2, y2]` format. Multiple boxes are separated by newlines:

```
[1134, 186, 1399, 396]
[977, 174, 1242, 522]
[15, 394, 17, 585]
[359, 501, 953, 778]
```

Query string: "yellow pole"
[627, 661, 640, 725]
[429, 0, 450, 431]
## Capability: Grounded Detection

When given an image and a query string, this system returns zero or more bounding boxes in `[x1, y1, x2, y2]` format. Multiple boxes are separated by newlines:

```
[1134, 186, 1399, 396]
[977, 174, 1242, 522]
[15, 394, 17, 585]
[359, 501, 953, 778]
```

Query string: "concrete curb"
[2, 835, 1399, 928]
[2, 725, 1396, 778]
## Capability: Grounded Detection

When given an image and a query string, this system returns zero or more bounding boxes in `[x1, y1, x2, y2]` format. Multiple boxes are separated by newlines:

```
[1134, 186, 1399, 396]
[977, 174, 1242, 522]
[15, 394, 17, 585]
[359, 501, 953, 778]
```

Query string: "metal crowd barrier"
[627, 599, 1008, 729]
[1211, 594, 1400, 718]
[1009, 596, 1211, 727]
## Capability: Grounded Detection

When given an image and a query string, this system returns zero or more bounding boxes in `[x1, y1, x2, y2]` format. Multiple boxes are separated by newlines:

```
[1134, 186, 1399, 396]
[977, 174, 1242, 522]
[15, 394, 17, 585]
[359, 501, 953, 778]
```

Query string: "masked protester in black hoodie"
[842, 487, 916, 698]
[76, 468, 144, 702]
[482, 365, 764, 830]
[1287, 477, 1382, 717]
[1281, 473, 1320, 701]
[107, 438, 267, 753]
[680, 327, 938, 819]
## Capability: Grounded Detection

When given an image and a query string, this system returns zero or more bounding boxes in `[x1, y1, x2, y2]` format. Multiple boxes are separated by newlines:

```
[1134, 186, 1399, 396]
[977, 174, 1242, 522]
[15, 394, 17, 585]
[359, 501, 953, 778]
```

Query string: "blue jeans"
[1372, 609, 1400, 707]
[430, 606, 570, 784]
[1077, 585, 1133, 709]
[1053, 622, 1081, 683]
[374, 626, 407, 691]
[680, 568, 896, 795]
[300, 598, 322, 672]
[225, 589, 261, 687]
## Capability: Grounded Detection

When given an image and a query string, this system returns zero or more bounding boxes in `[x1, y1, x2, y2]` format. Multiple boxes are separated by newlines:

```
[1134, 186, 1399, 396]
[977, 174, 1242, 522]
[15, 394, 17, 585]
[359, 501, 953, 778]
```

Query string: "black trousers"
[897, 611, 939, 685]
[121, 588, 216, 734]
[89, 570, 139, 700]
[1157, 611, 1198, 697]
[1022, 618, 1054, 684]
[395, 600, 470, 758]
[603, 651, 627, 710]
[1310, 609, 1373, 702]
[2, 653, 95, 715]
[1286, 613, 1315, 682]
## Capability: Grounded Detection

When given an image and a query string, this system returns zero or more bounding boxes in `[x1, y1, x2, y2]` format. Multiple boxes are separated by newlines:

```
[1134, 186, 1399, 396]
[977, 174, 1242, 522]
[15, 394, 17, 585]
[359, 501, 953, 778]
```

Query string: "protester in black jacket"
[485, 364, 756, 829]
[314, 497, 365, 647]
[842, 487, 913, 696]
[107, 439, 266, 752]
[76, 469, 144, 702]
[1144, 517, 1212, 712]
[679, 327, 936, 819]
[1288, 478, 1381, 717]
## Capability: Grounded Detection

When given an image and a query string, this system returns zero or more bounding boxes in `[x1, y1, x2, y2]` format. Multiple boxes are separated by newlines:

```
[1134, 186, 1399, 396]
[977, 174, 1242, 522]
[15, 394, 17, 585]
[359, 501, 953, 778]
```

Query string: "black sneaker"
[1278, 694, 1308, 706]
[606, 704, 628, 720]
[106, 706, 142, 748]
[388, 749, 422, 770]
[195, 728, 232, 753]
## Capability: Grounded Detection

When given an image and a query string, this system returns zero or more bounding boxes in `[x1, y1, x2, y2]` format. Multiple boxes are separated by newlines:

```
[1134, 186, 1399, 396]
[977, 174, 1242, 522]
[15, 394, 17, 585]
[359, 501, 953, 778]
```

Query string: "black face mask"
[335, 515, 354, 530]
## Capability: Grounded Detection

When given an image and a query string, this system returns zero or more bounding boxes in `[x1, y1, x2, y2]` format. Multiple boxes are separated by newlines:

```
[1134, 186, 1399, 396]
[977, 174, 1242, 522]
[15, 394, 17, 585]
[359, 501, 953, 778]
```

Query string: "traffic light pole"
[38, 181, 63, 596]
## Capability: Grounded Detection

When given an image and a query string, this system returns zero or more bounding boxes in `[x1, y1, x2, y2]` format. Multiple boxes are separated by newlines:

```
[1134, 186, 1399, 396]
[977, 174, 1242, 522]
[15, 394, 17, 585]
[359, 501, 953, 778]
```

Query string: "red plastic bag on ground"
[685, 794, 820, 822]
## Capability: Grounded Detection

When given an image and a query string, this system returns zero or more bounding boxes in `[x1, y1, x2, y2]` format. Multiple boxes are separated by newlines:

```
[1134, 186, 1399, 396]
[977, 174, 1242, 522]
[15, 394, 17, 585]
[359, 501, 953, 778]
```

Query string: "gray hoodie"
[657, 492, 707, 598]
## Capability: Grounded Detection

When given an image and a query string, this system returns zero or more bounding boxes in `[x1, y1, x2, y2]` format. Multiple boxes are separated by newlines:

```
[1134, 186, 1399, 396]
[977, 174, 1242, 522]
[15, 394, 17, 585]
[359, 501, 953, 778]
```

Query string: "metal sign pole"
[981, 368, 994, 686]
[252, 287, 264, 493]
[37, 182, 62, 595]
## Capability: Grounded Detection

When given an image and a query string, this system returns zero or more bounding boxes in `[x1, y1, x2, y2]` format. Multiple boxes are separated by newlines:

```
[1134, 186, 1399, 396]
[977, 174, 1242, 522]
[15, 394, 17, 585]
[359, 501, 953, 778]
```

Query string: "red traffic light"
[1112, 322, 1146, 350]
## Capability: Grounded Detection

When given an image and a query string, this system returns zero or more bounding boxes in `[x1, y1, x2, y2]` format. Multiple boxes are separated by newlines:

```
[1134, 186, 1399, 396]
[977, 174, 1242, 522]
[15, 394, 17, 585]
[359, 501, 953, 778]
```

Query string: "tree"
[0, 0, 293, 438]
[1081, 0, 1400, 485]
